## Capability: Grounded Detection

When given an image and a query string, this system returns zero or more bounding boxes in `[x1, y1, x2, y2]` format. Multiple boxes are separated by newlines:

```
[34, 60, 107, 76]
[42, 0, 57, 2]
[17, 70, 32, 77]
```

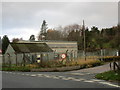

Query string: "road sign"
[61, 54, 66, 59]
[37, 55, 41, 63]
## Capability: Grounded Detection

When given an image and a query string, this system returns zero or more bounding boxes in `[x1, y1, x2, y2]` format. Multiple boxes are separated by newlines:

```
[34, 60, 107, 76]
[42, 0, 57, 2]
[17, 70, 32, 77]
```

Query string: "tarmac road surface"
[2, 63, 120, 88]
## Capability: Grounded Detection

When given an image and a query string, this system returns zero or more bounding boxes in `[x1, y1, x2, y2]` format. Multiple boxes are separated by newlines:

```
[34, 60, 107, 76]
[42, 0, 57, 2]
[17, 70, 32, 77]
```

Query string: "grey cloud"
[2, 2, 118, 40]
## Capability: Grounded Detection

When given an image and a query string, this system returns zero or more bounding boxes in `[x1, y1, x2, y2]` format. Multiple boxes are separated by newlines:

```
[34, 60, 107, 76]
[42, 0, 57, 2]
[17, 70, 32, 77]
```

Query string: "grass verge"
[2, 59, 104, 72]
[2, 66, 31, 72]
[95, 70, 120, 82]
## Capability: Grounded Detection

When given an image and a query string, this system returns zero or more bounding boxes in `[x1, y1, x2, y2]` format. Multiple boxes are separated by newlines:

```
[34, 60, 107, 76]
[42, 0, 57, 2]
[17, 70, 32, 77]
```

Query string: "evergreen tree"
[38, 20, 48, 40]
[2, 35, 10, 54]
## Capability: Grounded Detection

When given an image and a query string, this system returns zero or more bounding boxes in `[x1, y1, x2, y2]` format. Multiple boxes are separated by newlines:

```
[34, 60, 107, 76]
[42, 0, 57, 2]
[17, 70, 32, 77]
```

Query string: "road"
[2, 64, 120, 88]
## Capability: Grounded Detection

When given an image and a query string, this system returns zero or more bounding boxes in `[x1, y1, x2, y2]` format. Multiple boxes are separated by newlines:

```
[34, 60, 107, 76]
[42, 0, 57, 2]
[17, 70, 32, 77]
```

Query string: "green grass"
[2, 67, 31, 72]
[95, 70, 120, 81]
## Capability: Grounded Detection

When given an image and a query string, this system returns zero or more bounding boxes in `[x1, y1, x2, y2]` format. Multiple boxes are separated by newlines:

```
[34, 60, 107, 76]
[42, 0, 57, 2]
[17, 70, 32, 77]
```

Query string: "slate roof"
[10, 43, 53, 53]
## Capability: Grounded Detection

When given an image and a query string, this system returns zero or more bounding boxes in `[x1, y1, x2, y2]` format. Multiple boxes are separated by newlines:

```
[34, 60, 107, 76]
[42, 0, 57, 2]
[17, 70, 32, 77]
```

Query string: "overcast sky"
[1, 2, 118, 40]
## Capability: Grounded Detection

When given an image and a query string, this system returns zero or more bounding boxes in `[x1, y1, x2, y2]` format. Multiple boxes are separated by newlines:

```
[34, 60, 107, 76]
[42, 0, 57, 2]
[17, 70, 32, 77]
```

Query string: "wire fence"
[78, 49, 118, 60]
[2, 49, 119, 67]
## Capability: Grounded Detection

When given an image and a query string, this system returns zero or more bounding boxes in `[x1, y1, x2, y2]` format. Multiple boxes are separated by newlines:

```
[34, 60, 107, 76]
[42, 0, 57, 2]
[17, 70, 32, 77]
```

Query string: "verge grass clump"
[39, 60, 63, 68]
[95, 70, 120, 81]
[70, 58, 102, 68]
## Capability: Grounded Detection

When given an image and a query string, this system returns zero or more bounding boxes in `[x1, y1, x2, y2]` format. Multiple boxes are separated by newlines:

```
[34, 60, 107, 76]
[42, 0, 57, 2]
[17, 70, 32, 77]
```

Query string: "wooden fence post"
[114, 61, 120, 70]
[109, 62, 112, 70]
[113, 61, 116, 71]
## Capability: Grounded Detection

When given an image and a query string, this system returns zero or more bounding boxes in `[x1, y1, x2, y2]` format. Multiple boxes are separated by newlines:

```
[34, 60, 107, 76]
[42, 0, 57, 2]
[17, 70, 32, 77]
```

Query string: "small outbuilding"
[4, 43, 54, 65]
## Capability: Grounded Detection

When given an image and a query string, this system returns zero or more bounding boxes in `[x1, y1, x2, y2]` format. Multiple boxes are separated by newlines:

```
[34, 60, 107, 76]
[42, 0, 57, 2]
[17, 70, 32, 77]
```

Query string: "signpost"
[59, 53, 66, 61]
[60, 53, 67, 64]
[61, 54, 66, 59]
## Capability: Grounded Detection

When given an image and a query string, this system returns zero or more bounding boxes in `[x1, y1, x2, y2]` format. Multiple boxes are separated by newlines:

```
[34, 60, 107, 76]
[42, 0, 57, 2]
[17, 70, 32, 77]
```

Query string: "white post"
[101, 49, 103, 61]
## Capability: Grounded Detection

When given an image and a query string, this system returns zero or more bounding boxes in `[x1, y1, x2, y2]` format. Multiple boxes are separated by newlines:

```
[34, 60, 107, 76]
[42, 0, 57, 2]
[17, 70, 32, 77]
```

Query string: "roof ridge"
[10, 42, 45, 44]
[10, 43, 53, 53]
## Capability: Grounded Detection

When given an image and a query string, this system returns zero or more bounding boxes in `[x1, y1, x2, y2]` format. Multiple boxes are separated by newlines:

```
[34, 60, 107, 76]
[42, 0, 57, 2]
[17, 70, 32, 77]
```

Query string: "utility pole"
[83, 20, 86, 61]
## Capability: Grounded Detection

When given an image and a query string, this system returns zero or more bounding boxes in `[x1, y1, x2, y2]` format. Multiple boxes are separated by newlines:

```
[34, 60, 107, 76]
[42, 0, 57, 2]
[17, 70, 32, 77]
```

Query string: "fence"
[77, 49, 118, 60]
[2, 49, 119, 67]
[2, 52, 55, 67]
[110, 61, 120, 71]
